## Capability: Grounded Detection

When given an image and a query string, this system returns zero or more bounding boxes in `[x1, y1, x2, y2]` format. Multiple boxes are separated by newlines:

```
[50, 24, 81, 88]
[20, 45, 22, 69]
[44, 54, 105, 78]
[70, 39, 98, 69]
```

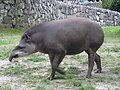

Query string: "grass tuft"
[110, 66, 120, 74]
[75, 86, 95, 90]
[34, 86, 45, 90]
[0, 48, 11, 59]
[67, 80, 82, 87]
[2, 64, 32, 75]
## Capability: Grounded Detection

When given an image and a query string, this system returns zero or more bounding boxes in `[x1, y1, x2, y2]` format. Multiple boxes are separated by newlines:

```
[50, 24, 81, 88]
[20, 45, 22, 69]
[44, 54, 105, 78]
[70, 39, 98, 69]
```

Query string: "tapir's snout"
[9, 51, 19, 62]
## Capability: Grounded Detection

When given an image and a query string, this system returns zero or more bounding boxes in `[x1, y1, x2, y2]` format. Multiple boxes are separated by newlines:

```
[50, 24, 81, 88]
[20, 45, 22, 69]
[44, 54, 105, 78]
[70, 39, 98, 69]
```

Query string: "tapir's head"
[9, 33, 37, 62]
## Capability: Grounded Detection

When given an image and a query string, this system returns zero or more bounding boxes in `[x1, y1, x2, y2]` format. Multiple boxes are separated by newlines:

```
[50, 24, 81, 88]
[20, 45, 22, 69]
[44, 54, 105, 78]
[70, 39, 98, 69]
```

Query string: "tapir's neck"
[37, 43, 48, 54]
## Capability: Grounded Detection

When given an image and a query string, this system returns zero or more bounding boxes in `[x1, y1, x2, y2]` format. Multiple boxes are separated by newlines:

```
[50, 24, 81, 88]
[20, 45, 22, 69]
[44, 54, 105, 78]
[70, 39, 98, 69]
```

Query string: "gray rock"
[19, 3, 25, 9]
[17, 9, 23, 16]
[0, 9, 4, 14]
[24, 0, 31, 4]
[8, 8, 15, 16]
[3, 16, 12, 24]
[0, 15, 3, 23]
[3, 0, 9, 4]
[0, 4, 4, 9]
[0, 9, 7, 14]
[5, 4, 11, 10]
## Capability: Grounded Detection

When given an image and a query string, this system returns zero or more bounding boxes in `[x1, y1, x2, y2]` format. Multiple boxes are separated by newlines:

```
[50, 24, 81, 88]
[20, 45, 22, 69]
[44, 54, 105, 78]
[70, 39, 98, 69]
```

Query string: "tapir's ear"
[24, 33, 31, 41]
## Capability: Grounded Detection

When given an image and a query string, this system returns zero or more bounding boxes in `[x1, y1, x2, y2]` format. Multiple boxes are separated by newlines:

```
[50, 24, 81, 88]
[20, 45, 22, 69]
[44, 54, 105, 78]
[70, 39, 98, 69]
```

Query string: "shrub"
[102, 0, 113, 9]
[102, 0, 120, 12]
[110, 0, 120, 12]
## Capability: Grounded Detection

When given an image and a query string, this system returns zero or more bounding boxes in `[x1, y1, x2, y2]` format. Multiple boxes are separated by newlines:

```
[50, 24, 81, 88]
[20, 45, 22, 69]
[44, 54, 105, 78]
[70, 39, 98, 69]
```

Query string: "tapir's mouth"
[9, 54, 18, 62]
[13, 54, 19, 58]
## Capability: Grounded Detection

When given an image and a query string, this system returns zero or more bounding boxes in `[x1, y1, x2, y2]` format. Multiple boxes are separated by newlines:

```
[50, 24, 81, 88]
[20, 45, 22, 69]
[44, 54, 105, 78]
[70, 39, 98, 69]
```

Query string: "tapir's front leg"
[48, 54, 65, 80]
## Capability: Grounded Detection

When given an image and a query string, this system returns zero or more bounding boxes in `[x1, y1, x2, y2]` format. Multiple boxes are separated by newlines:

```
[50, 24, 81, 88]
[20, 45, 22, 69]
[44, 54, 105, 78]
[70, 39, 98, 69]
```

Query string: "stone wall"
[0, 0, 58, 27]
[57, 2, 120, 26]
[0, 0, 120, 27]
[61, 0, 102, 8]
[82, 1, 102, 8]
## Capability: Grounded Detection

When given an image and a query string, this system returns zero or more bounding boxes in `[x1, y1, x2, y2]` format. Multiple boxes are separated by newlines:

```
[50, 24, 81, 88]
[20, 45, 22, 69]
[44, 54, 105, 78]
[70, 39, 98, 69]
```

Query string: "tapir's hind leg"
[85, 48, 96, 78]
[48, 54, 65, 80]
[94, 54, 102, 73]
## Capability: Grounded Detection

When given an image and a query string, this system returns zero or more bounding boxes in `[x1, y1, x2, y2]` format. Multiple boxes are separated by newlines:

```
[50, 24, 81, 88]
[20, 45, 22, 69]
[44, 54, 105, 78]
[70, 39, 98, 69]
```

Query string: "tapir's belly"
[64, 41, 87, 55]
[66, 49, 84, 55]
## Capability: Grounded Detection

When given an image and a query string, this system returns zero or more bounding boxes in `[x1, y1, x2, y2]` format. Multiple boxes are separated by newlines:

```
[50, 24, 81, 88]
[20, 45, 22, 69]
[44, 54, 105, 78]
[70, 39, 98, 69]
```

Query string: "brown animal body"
[9, 17, 104, 80]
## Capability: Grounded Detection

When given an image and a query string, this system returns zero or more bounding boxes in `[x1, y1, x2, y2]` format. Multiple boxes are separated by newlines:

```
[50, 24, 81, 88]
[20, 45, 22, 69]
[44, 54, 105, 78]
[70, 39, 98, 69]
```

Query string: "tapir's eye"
[18, 46, 25, 49]
[26, 39, 31, 43]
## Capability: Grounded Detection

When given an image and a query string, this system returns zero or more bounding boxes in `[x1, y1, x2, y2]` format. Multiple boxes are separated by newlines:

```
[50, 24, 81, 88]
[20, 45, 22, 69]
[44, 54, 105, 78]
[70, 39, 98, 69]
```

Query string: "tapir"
[9, 17, 104, 80]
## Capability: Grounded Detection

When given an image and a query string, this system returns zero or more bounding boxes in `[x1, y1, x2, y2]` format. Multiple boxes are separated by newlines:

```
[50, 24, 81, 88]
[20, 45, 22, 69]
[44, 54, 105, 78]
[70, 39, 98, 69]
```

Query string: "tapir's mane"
[22, 22, 48, 39]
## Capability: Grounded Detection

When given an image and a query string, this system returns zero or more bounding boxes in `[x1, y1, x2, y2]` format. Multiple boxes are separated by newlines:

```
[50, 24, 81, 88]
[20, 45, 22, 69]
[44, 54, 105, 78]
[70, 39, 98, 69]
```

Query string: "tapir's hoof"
[60, 70, 65, 75]
[94, 69, 102, 73]
[48, 76, 54, 80]
[86, 74, 91, 78]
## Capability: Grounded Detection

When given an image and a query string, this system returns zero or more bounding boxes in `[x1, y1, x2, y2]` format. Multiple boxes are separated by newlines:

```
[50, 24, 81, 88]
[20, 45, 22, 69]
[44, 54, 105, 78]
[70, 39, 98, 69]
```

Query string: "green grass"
[0, 28, 24, 45]
[110, 66, 120, 74]
[2, 64, 33, 75]
[41, 79, 51, 84]
[94, 76, 106, 82]
[0, 28, 25, 36]
[27, 54, 48, 62]
[0, 28, 24, 59]
[103, 26, 120, 36]
[103, 26, 120, 43]
[0, 83, 11, 90]
[34, 86, 45, 90]
[66, 66, 81, 79]
[0, 36, 20, 45]
[0, 28, 23, 45]
[64, 80, 82, 87]
[19, 74, 43, 85]
[72, 54, 88, 64]
[0, 47, 12, 59]
[75, 86, 95, 90]
[110, 47, 120, 52]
